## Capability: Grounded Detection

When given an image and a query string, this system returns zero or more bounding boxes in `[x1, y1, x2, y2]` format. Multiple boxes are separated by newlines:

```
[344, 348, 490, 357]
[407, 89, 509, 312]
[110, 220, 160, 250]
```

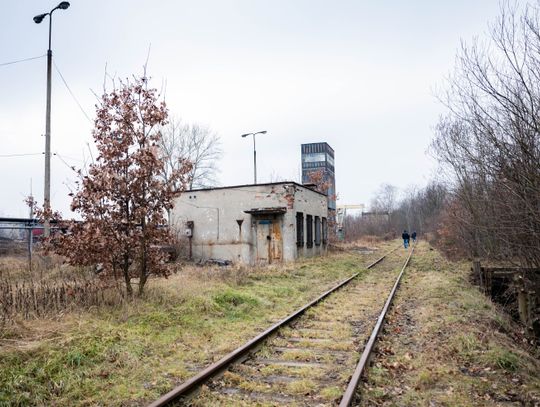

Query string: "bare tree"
[432, 3, 540, 268]
[159, 117, 222, 190]
[343, 181, 448, 242]
[370, 184, 398, 213]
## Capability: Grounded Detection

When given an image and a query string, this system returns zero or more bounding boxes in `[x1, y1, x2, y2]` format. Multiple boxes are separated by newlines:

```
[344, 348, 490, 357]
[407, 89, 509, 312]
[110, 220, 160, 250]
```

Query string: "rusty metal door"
[271, 220, 282, 261]
[256, 219, 283, 264]
[256, 220, 271, 264]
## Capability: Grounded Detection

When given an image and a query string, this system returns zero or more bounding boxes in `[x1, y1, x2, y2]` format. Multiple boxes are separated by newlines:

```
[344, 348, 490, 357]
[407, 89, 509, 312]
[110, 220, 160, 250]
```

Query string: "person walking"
[411, 231, 417, 243]
[402, 230, 410, 249]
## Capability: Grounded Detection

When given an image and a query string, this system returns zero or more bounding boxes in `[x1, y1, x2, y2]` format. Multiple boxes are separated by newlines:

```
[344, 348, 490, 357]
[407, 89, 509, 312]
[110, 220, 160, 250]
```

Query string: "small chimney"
[303, 183, 318, 191]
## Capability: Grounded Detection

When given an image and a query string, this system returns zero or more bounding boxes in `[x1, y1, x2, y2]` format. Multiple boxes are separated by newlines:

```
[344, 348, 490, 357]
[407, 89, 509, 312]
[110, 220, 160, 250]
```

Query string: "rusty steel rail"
[339, 245, 415, 407]
[148, 246, 399, 407]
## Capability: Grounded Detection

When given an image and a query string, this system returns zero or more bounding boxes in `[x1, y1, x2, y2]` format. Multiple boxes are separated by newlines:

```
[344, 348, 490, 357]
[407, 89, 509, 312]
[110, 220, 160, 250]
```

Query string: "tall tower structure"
[301, 142, 336, 211]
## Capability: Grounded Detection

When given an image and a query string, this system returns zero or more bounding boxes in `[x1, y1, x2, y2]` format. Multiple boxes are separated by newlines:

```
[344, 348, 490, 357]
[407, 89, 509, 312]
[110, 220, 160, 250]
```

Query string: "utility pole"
[44, 42, 52, 237]
[34, 2, 70, 237]
[252, 135, 257, 184]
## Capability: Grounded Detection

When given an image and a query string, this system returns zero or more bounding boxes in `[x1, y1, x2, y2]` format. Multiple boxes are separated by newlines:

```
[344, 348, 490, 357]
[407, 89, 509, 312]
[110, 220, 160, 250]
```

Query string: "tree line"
[342, 182, 447, 243]
[433, 3, 540, 268]
[346, 3, 540, 271]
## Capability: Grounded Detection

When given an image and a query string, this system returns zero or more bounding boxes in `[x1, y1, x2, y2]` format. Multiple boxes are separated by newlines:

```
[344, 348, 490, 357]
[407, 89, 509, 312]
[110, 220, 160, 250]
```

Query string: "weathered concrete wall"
[171, 182, 327, 265]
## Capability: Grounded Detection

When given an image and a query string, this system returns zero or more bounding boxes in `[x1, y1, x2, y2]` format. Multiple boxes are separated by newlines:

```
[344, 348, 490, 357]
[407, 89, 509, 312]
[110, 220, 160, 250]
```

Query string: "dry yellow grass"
[361, 242, 540, 406]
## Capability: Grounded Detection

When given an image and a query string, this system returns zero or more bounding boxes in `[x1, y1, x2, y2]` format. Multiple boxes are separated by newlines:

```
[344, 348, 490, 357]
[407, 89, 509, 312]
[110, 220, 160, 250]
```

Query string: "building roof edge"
[181, 181, 327, 197]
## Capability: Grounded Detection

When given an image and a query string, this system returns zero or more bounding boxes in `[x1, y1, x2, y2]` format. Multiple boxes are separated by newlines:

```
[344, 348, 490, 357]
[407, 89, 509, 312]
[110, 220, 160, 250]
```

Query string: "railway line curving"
[148, 245, 414, 407]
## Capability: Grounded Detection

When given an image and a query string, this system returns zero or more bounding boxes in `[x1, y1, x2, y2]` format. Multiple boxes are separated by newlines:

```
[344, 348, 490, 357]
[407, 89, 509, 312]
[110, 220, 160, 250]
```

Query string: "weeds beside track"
[149, 245, 413, 406]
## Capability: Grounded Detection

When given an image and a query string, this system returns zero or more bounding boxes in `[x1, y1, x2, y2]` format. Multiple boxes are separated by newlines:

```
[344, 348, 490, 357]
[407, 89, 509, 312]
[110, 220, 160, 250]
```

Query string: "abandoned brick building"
[171, 182, 328, 265]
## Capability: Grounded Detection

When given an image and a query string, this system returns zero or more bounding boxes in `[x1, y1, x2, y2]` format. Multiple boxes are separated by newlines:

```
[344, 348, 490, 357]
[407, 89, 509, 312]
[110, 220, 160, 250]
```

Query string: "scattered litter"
[202, 258, 232, 266]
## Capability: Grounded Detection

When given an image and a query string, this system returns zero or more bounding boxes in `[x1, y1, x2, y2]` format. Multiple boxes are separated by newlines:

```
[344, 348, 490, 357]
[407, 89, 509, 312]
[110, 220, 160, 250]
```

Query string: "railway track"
[149, 245, 414, 407]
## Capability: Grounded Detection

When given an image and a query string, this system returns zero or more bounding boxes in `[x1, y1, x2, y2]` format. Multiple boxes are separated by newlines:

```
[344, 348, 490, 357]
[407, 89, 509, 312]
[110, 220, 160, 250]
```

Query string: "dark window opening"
[306, 215, 313, 248]
[322, 217, 328, 244]
[315, 216, 321, 246]
[296, 212, 304, 247]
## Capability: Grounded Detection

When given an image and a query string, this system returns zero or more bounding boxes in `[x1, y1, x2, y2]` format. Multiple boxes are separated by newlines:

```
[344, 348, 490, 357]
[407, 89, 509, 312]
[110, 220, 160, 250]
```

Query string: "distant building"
[171, 182, 328, 265]
[336, 204, 365, 240]
[301, 142, 336, 211]
[361, 211, 390, 222]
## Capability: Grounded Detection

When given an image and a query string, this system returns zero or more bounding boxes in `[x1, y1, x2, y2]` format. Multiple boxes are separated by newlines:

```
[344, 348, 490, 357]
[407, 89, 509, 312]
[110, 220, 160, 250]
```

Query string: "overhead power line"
[0, 54, 46, 67]
[0, 152, 42, 158]
[55, 152, 82, 163]
[54, 152, 78, 172]
[53, 61, 93, 122]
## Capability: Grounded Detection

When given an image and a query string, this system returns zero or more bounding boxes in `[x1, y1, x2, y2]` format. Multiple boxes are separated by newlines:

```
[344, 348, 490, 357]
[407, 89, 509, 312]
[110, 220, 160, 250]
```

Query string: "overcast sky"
[1, 1, 504, 217]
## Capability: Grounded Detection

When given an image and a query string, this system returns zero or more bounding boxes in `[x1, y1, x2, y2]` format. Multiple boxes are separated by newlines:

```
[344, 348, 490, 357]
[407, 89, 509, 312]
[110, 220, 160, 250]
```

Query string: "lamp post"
[33, 2, 70, 238]
[241, 130, 267, 184]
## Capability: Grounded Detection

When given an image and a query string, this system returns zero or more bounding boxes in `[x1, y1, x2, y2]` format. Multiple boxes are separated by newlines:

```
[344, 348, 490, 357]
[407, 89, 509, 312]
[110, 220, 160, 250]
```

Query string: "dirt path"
[359, 242, 540, 407]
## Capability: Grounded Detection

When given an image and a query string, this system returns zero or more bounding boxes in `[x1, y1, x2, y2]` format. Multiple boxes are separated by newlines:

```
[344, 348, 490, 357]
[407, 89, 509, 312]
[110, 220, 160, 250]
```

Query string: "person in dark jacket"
[402, 230, 410, 248]
[411, 231, 417, 243]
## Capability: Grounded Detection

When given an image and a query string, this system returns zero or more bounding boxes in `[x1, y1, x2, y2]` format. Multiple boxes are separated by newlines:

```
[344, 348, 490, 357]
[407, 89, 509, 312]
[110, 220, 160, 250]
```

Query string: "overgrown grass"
[0, 241, 392, 406]
[361, 242, 540, 406]
[192, 245, 409, 405]
[286, 378, 317, 395]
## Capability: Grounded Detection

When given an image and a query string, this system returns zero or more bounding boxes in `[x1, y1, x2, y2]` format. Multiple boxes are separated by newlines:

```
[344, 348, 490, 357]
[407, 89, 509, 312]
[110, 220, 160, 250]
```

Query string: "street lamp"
[241, 130, 267, 184]
[34, 1, 70, 237]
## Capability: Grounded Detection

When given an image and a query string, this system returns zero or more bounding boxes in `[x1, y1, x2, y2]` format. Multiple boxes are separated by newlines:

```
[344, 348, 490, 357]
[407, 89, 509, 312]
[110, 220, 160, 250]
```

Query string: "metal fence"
[0, 217, 44, 267]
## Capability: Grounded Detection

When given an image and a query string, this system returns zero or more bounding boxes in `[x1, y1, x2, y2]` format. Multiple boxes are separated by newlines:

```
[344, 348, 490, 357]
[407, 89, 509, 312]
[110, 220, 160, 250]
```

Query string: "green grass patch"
[320, 385, 343, 401]
[451, 333, 482, 358]
[286, 378, 317, 395]
[483, 345, 521, 371]
[213, 289, 261, 320]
